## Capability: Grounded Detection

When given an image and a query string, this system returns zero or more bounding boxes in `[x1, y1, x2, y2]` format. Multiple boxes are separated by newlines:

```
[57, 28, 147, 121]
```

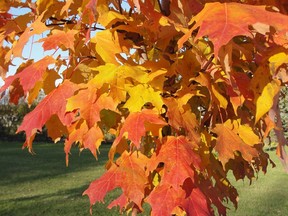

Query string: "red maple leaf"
[148, 136, 202, 188]
[181, 188, 211, 216]
[83, 151, 149, 212]
[146, 185, 185, 216]
[17, 80, 78, 151]
[0, 56, 55, 95]
[113, 109, 167, 149]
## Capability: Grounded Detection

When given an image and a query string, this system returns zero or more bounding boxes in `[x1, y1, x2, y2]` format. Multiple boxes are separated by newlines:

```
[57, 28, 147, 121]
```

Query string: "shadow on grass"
[0, 141, 110, 185]
[1, 141, 287, 215]
[227, 152, 288, 216]
[0, 141, 122, 215]
[0, 184, 122, 216]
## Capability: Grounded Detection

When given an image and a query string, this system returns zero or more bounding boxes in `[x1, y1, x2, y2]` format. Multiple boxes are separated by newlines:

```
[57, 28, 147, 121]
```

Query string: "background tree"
[280, 86, 288, 137]
[0, 0, 288, 215]
[0, 91, 44, 140]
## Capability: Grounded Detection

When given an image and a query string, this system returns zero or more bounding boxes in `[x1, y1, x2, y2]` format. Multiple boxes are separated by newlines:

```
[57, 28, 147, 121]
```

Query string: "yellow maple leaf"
[255, 79, 281, 123]
[91, 30, 123, 64]
[91, 63, 149, 88]
[231, 119, 260, 146]
[269, 52, 288, 72]
[269, 52, 288, 83]
[124, 84, 163, 112]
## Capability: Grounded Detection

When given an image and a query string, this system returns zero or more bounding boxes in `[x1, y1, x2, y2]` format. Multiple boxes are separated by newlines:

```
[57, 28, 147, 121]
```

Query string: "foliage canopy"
[1, 0, 288, 215]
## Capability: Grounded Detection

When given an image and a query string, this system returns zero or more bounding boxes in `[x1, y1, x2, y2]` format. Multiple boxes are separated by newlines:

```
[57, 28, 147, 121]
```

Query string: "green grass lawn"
[0, 141, 287, 216]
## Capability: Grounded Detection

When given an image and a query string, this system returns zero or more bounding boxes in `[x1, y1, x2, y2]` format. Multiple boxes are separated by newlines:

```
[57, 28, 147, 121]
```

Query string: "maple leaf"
[269, 52, 288, 83]
[11, 12, 49, 58]
[175, 0, 203, 17]
[0, 12, 12, 28]
[64, 120, 90, 163]
[124, 84, 163, 112]
[181, 188, 211, 216]
[164, 95, 200, 143]
[192, 72, 228, 109]
[91, 30, 123, 64]
[17, 81, 78, 151]
[66, 86, 117, 128]
[164, 94, 193, 129]
[60, 0, 73, 15]
[83, 151, 149, 211]
[230, 71, 254, 99]
[45, 115, 68, 142]
[82, 124, 103, 154]
[97, 4, 130, 28]
[85, 0, 98, 17]
[64, 121, 103, 165]
[212, 120, 260, 166]
[255, 80, 281, 123]
[250, 66, 281, 123]
[83, 163, 117, 210]
[0, 47, 9, 79]
[113, 109, 167, 149]
[38, 29, 78, 51]
[146, 182, 210, 215]
[91, 63, 150, 89]
[181, 2, 288, 55]
[146, 185, 185, 216]
[0, 56, 55, 96]
[6, 79, 24, 104]
[42, 69, 61, 94]
[148, 136, 202, 188]
[36, 0, 55, 14]
[107, 193, 128, 212]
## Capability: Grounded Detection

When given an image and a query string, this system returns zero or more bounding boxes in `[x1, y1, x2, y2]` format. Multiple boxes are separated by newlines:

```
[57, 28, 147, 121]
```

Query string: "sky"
[0, 6, 68, 87]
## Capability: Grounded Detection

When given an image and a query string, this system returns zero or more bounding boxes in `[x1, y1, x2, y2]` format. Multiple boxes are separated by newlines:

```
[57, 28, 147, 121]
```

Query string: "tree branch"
[269, 90, 288, 173]
[118, 0, 123, 14]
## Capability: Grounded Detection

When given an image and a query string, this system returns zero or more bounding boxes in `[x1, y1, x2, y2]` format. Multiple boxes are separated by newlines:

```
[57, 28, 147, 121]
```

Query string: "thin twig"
[200, 54, 215, 72]
[118, 0, 123, 14]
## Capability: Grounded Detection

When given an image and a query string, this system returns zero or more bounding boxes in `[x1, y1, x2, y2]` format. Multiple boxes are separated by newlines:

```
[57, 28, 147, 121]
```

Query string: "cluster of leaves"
[1, 0, 288, 215]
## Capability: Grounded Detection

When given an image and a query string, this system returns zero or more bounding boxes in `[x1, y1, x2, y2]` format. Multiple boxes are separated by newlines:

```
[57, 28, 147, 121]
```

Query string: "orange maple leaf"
[64, 121, 103, 165]
[212, 120, 259, 165]
[38, 29, 78, 51]
[180, 2, 288, 55]
[66, 87, 117, 128]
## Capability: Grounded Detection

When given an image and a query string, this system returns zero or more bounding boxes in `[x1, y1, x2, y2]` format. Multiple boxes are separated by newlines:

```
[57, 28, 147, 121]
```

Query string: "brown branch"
[45, 22, 67, 26]
[200, 54, 215, 72]
[157, 0, 171, 16]
[118, 0, 123, 14]
[86, 26, 105, 31]
[45, 21, 105, 31]
[129, 8, 133, 17]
